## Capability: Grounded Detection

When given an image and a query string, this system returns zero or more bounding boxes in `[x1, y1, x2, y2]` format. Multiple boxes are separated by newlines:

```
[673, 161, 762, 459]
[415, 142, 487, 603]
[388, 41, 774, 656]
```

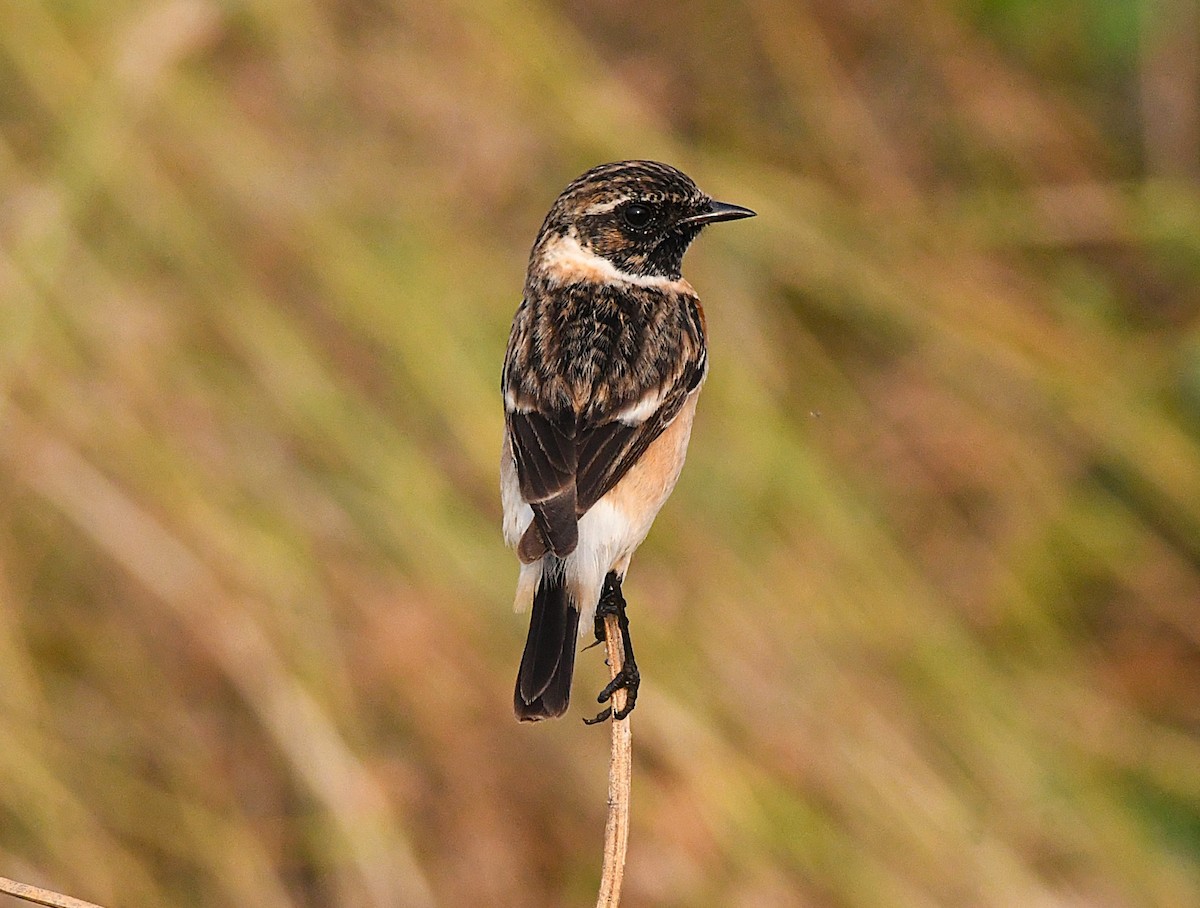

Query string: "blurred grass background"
[3, 1, 1200, 906]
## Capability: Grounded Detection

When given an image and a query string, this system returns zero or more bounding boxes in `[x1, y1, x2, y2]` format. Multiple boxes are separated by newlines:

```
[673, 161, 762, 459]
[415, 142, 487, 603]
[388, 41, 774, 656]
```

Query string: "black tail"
[514, 566, 579, 721]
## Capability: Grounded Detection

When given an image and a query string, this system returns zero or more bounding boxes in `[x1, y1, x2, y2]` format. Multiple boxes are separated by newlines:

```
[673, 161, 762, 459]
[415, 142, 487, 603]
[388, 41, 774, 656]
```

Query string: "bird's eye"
[621, 203, 655, 230]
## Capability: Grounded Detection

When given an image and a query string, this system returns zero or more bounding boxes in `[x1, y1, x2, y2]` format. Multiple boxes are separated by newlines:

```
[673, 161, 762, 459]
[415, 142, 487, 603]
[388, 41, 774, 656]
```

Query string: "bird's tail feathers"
[514, 559, 579, 721]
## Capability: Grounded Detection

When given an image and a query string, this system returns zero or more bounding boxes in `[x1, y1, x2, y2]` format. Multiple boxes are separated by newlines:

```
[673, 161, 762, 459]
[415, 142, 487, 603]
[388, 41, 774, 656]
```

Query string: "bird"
[501, 160, 754, 722]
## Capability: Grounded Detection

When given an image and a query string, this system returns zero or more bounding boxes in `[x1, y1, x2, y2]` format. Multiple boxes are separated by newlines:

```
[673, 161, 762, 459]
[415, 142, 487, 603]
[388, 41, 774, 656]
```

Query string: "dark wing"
[507, 408, 579, 557]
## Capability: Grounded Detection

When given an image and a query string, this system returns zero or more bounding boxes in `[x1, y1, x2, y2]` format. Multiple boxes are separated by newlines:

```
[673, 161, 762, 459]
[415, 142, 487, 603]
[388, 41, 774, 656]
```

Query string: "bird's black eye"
[621, 202, 655, 230]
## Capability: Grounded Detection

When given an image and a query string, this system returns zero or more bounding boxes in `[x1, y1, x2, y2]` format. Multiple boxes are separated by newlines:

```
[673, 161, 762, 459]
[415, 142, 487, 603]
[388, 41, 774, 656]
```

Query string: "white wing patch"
[504, 386, 533, 413]
[614, 387, 665, 426]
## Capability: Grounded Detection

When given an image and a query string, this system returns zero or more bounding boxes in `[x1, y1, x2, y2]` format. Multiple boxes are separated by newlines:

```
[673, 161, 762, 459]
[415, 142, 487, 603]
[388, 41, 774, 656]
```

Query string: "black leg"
[582, 573, 624, 653]
[583, 572, 640, 724]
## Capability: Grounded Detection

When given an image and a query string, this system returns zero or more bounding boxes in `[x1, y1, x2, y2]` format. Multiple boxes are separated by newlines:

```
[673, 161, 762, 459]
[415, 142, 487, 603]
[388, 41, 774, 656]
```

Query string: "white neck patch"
[539, 234, 691, 293]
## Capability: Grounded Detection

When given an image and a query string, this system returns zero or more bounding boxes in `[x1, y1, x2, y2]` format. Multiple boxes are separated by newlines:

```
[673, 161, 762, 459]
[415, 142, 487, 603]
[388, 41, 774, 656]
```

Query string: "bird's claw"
[582, 707, 612, 725]
[583, 664, 639, 724]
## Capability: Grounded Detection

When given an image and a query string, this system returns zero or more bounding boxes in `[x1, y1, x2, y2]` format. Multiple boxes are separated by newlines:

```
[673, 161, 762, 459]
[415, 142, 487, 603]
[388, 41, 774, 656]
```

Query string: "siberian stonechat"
[501, 160, 754, 722]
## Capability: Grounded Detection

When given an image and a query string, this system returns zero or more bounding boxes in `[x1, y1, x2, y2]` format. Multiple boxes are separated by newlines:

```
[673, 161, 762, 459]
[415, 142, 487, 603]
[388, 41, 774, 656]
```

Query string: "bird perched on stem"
[502, 160, 754, 722]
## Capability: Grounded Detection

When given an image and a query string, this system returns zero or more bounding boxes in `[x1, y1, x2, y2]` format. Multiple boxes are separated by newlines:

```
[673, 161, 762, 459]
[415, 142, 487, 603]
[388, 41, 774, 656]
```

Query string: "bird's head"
[530, 160, 754, 283]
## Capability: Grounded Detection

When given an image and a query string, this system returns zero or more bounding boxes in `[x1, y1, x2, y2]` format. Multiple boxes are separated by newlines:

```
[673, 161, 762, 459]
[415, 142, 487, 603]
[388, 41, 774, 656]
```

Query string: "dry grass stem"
[0, 876, 107, 908]
[595, 612, 632, 908]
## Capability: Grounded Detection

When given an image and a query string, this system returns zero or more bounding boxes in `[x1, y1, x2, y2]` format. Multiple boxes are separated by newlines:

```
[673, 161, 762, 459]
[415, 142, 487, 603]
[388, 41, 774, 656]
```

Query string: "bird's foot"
[583, 663, 640, 724]
[584, 571, 639, 724]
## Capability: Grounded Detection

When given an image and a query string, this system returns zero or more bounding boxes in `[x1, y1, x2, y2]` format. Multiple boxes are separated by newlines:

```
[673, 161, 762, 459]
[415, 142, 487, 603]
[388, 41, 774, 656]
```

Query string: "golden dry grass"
[2, 1, 1200, 906]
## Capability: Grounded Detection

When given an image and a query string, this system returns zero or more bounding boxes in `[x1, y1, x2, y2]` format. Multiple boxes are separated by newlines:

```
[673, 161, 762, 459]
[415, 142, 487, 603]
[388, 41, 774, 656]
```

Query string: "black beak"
[678, 199, 757, 227]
